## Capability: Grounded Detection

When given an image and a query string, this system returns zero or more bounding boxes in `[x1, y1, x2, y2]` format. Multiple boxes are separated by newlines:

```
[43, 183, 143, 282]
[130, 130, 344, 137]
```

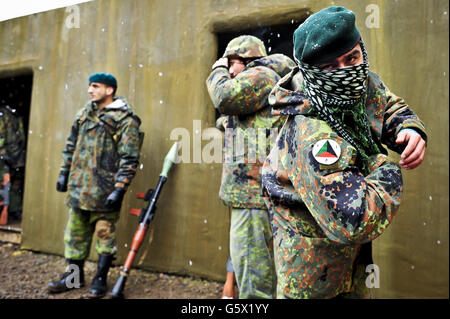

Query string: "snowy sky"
[0, 0, 93, 22]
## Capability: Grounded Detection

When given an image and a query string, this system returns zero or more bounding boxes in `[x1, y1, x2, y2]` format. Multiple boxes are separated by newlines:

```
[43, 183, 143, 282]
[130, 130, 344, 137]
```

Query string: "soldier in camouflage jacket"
[0, 105, 26, 220]
[48, 73, 143, 298]
[206, 35, 295, 298]
[60, 96, 141, 211]
[261, 6, 427, 298]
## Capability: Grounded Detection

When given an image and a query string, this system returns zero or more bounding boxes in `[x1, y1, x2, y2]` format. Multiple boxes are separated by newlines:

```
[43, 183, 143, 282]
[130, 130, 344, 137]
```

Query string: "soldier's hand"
[56, 171, 69, 192]
[396, 129, 426, 170]
[215, 115, 229, 131]
[212, 57, 228, 70]
[105, 188, 125, 209]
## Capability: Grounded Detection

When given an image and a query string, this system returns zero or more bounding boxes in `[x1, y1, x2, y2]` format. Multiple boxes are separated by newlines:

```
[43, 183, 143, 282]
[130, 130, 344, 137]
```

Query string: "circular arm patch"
[312, 139, 341, 165]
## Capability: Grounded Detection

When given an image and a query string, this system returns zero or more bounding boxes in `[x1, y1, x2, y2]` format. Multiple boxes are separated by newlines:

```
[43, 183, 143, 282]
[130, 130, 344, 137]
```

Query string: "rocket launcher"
[109, 142, 179, 298]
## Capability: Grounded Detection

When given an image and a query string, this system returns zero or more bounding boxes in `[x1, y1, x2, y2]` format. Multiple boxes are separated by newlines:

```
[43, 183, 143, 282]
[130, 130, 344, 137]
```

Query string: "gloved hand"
[105, 187, 125, 209]
[0, 155, 14, 168]
[56, 171, 69, 192]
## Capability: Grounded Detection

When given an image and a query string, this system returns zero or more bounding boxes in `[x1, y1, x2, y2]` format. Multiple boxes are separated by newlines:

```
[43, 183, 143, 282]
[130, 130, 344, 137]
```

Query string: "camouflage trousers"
[230, 208, 276, 299]
[64, 207, 120, 260]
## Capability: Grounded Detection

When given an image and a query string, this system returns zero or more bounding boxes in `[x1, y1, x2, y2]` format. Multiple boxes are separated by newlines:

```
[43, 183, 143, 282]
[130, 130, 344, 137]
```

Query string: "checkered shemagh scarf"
[295, 40, 381, 174]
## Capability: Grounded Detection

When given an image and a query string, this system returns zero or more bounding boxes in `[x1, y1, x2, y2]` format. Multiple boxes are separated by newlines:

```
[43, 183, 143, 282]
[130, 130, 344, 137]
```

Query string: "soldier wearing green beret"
[261, 6, 427, 298]
[206, 35, 296, 298]
[48, 72, 144, 298]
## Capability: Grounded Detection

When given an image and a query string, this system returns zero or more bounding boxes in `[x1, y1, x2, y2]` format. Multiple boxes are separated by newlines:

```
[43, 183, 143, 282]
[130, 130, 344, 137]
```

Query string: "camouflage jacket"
[0, 105, 26, 169]
[206, 54, 296, 209]
[261, 67, 427, 298]
[60, 97, 143, 212]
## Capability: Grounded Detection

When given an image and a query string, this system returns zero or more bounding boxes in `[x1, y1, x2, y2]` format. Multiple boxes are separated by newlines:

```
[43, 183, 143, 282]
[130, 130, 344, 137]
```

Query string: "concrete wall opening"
[214, 21, 302, 119]
[217, 22, 300, 60]
[0, 70, 33, 231]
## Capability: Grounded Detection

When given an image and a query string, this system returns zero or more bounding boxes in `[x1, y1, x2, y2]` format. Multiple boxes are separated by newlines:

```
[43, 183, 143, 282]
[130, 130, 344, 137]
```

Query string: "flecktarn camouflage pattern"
[60, 97, 143, 212]
[0, 105, 26, 167]
[0, 105, 26, 214]
[61, 96, 142, 260]
[230, 208, 276, 298]
[262, 67, 427, 298]
[222, 35, 267, 59]
[206, 38, 295, 298]
[206, 54, 296, 209]
[64, 208, 119, 260]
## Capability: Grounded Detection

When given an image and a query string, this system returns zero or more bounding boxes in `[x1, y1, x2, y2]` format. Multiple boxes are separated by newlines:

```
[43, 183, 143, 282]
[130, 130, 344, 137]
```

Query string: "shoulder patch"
[312, 139, 341, 165]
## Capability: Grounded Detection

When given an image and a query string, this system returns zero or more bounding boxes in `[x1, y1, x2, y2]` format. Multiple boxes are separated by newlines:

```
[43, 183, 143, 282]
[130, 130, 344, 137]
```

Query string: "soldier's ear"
[106, 86, 115, 96]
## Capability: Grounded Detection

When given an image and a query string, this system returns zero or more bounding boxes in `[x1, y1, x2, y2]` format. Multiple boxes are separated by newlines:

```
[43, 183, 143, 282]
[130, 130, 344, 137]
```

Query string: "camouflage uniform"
[60, 97, 142, 260]
[261, 67, 427, 298]
[0, 105, 26, 216]
[206, 36, 296, 298]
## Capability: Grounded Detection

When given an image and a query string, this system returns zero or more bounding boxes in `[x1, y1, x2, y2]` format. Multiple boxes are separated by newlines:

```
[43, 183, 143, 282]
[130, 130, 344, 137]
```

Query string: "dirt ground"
[0, 241, 225, 299]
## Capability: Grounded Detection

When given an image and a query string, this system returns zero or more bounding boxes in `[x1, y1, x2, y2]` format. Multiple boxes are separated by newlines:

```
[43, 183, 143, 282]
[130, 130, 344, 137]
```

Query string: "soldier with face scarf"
[261, 6, 427, 298]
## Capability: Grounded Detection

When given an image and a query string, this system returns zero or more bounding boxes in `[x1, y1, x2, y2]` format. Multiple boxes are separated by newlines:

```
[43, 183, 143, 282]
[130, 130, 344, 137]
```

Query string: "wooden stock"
[123, 223, 148, 271]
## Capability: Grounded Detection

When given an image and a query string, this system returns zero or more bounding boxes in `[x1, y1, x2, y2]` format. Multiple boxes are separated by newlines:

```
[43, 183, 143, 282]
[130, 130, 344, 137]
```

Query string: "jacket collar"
[268, 66, 313, 116]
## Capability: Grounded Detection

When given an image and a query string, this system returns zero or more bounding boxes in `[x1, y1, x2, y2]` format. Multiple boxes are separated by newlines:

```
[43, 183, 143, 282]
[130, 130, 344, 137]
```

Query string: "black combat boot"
[47, 259, 85, 293]
[87, 254, 114, 298]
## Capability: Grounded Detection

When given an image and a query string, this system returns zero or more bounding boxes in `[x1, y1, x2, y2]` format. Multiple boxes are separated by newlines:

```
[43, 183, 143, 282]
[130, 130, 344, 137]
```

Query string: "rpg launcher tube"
[110, 178, 166, 298]
[109, 142, 178, 299]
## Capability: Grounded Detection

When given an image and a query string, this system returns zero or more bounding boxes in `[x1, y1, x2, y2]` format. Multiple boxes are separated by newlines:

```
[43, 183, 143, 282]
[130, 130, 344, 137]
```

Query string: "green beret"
[293, 6, 361, 65]
[89, 72, 117, 88]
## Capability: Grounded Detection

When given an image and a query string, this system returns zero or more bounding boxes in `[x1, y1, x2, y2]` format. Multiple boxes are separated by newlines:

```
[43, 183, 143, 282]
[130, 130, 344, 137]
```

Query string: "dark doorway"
[0, 71, 32, 229]
[217, 21, 302, 61]
[214, 21, 302, 119]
